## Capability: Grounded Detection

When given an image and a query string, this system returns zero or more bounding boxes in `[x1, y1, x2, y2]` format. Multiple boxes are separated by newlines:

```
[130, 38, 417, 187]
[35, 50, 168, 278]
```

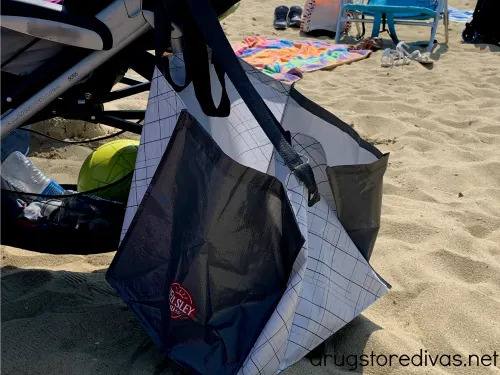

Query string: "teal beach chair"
[335, 0, 449, 51]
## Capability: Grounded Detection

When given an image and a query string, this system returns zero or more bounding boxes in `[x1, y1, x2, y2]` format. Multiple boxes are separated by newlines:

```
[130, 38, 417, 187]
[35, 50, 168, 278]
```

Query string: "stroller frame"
[1, 0, 156, 139]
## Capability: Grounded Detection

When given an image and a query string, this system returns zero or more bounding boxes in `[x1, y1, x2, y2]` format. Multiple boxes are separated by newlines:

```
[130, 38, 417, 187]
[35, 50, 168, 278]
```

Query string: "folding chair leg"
[335, 7, 344, 43]
[444, 0, 449, 44]
[386, 14, 399, 44]
[353, 14, 362, 38]
[371, 12, 383, 38]
[427, 19, 439, 52]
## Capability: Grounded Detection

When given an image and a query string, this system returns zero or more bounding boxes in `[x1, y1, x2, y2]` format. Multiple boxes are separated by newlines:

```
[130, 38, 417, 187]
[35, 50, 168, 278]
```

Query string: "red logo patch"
[169, 282, 197, 320]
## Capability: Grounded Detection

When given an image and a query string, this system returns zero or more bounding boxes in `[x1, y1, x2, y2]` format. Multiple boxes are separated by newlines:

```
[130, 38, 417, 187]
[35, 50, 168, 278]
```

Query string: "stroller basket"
[1, 174, 129, 254]
[0, 0, 242, 254]
[1, 178, 128, 254]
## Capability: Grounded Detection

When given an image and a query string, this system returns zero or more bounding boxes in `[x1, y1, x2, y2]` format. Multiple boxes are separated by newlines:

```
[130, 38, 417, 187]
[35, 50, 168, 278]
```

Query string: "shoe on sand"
[287, 5, 303, 28]
[348, 37, 384, 51]
[396, 41, 434, 65]
[381, 48, 410, 67]
[273, 5, 289, 30]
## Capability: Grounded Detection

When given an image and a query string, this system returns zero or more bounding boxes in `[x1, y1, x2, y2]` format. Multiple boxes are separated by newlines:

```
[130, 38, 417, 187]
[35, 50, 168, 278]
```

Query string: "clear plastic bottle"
[1, 151, 65, 196]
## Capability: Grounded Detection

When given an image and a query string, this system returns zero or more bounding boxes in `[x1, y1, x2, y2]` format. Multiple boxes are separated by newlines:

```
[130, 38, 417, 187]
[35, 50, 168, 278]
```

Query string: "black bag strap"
[175, 0, 320, 206]
[154, 1, 190, 92]
[154, 0, 230, 117]
[183, 18, 231, 117]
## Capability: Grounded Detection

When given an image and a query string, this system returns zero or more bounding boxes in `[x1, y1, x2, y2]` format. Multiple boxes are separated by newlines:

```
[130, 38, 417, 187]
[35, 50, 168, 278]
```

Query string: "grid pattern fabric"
[238, 137, 388, 375]
[120, 58, 388, 375]
[121, 58, 292, 240]
[121, 67, 186, 240]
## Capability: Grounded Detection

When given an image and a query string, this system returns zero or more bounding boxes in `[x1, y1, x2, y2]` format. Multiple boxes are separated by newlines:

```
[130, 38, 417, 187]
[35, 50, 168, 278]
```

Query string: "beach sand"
[2, 0, 500, 374]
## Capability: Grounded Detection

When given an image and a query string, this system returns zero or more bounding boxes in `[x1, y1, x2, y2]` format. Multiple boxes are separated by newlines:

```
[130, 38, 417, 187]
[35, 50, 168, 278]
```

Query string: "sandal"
[348, 37, 384, 52]
[396, 41, 434, 65]
[381, 48, 410, 68]
[273, 5, 289, 30]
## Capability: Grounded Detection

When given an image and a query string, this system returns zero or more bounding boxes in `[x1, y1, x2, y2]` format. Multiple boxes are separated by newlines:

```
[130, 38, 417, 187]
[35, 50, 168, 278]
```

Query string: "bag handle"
[169, 0, 320, 206]
[154, 2, 190, 92]
[154, 0, 231, 117]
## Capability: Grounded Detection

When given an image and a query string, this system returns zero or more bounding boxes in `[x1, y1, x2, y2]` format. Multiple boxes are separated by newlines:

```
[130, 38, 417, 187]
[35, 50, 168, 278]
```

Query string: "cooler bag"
[106, 0, 390, 373]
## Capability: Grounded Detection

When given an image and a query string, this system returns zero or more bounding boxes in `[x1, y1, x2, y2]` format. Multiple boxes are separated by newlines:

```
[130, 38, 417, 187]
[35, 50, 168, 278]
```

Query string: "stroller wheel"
[462, 27, 479, 43]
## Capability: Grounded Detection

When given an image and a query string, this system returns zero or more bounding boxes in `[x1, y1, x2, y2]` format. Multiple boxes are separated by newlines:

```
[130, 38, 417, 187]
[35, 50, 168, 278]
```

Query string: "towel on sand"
[448, 7, 474, 23]
[233, 37, 371, 83]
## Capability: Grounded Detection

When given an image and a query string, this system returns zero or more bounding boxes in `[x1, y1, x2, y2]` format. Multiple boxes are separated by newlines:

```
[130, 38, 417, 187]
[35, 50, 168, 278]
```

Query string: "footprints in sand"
[410, 285, 500, 355]
[61, 270, 89, 285]
[0, 267, 170, 374]
[380, 218, 438, 244]
[1, 269, 54, 305]
[445, 209, 500, 240]
[476, 98, 500, 109]
[434, 116, 476, 129]
[477, 125, 500, 135]
[429, 249, 499, 285]
[467, 224, 491, 239]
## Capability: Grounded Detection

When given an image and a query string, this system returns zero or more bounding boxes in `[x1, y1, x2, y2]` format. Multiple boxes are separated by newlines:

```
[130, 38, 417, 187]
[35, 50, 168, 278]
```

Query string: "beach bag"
[107, 0, 390, 374]
[462, 0, 500, 45]
[107, 110, 305, 374]
[301, 0, 353, 36]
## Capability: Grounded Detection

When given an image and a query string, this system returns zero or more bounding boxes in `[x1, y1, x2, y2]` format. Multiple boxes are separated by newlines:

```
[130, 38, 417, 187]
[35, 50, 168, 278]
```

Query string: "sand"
[2, 0, 500, 374]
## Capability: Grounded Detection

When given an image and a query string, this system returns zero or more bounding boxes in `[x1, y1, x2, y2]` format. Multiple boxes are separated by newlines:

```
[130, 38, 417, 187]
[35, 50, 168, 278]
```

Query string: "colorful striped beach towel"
[233, 37, 371, 83]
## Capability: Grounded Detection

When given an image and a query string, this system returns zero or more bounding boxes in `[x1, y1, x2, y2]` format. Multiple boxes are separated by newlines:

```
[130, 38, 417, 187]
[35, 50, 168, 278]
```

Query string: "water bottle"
[1, 151, 65, 197]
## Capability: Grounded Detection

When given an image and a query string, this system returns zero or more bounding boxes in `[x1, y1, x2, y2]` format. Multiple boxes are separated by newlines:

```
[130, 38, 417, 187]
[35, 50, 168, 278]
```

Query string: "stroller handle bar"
[1, 0, 114, 50]
[1, 0, 153, 139]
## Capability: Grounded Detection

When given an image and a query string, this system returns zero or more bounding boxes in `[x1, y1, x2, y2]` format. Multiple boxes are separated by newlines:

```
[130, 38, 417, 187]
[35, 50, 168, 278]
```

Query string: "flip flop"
[348, 37, 384, 51]
[381, 48, 410, 68]
[273, 5, 289, 30]
[287, 5, 303, 28]
[408, 50, 434, 65]
[396, 41, 434, 65]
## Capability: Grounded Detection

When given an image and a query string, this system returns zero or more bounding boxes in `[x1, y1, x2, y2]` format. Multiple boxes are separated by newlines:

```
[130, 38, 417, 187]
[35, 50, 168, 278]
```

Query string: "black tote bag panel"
[106, 111, 304, 375]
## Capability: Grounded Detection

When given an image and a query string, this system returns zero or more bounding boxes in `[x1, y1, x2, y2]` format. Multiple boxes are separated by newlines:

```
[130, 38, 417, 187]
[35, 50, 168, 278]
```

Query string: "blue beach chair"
[335, 0, 449, 51]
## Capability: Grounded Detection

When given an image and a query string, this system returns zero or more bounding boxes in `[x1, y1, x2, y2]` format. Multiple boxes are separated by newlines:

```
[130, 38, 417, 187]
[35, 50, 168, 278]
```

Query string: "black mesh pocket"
[1, 177, 128, 254]
[0, 125, 135, 255]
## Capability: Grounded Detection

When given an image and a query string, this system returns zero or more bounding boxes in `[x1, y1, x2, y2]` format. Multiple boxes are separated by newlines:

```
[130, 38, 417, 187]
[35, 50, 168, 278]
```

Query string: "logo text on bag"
[169, 282, 197, 320]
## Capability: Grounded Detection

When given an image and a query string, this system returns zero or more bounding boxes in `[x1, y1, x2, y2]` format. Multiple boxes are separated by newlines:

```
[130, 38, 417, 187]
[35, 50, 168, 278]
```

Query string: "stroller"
[1, 0, 239, 136]
[462, 0, 500, 45]
[0, 0, 239, 254]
